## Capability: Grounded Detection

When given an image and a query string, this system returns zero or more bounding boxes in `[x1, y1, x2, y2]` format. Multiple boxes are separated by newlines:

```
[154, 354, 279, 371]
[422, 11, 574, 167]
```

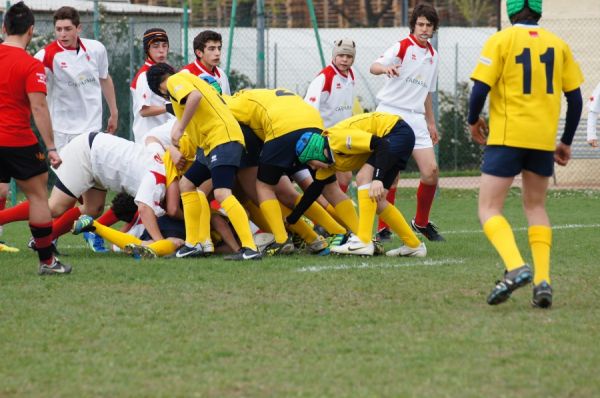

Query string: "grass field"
[1, 188, 600, 397]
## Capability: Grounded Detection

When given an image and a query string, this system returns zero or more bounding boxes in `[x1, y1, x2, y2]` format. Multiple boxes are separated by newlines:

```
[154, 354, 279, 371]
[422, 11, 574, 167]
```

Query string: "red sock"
[51, 207, 81, 240]
[377, 187, 397, 231]
[414, 182, 437, 227]
[0, 196, 6, 211]
[339, 183, 349, 193]
[0, 201, 30, 225]
[210, 199, 221, 211]
[97, 208, 119, 227]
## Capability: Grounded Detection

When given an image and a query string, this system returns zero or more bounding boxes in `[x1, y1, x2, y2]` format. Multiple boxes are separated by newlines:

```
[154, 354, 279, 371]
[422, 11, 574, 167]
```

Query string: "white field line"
[297, 258, 465, 273]
[441, 223, 600, 235]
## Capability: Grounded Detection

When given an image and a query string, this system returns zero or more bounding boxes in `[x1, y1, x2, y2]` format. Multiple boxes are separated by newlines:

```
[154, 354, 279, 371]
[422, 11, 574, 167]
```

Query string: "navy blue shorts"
[0, 143, 48, 183]
[481, 145, 554, 177]
[239, 124, 263, 169]
[260, 129, 320, 169]
[366, 120, 415, 189]
[140, 215, 185, 240]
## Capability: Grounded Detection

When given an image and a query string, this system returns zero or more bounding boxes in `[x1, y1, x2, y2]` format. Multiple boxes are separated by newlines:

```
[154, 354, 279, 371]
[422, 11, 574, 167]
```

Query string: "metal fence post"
[306, 0, 325, 68]
[183, 0, 189, 64]
[129, 17, 135, 141]
[225, 0, 237, 76]
[256, 0, 265, 87]
[93, 0, 99, 40]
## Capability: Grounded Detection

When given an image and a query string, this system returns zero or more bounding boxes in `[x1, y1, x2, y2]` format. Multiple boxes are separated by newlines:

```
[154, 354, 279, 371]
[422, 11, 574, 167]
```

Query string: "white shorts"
[398, 112, 433, 150]
[54, 131, 81, 152]
[55, 134, 104, 197]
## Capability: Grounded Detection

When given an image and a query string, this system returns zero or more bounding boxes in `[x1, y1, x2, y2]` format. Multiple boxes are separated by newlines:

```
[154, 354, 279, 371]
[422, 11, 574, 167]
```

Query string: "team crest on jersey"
[529, 31, 539, 38]
[153, 153, 163, 164]
[411, 54, 417, 61]
[60, 62, 68, 69]
[309, 97, 317, 102]
[86, 54, 91, 61]
[336, 83, 342, 89]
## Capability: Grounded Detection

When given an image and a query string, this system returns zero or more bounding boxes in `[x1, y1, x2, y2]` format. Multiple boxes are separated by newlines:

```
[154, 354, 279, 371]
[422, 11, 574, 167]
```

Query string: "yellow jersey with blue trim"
[471, 24, 583, 151]
[167, 72, 244, 155]
[315, 112, 400, 180]
[224, 88, 324, 143]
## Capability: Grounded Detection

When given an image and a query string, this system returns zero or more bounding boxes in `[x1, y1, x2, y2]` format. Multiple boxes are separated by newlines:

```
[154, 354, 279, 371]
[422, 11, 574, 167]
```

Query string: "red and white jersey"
[374, 34, 438, 115]
[0, 44, 47, 147]
[90, 134, 166, 217]
[130, 59, 174, 143]
[304, 63, 355, 127]
[35, 38, 108, 135]
[180, 60, 231, 95]
[587, 82, 600, 141]
[587, 83, 600, 113]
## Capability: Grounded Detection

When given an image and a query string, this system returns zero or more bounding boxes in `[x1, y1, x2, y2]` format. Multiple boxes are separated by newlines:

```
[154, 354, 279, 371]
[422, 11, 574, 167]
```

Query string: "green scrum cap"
[296, 132, 330, 164]
[507, 0, 542, 18]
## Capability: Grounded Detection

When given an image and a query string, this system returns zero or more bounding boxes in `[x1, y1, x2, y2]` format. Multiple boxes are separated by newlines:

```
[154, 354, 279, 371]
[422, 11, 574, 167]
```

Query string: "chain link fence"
[2, 1, 598, 190]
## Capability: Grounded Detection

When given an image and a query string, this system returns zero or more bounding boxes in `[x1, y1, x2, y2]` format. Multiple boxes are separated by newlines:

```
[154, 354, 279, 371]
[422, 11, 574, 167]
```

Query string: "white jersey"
[35, 38, 108, 135]
[586, 82, 600, 141]
[180, 60, 231, 95]
[130, 60, 174, 143]
[304, 63, 355, 127]
[374, 34, 439, 115]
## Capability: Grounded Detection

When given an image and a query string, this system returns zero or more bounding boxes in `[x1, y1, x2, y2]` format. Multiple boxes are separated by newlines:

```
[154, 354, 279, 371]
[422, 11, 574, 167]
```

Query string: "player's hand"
[554, 142, 571, 166]
[428, 124, 440, 145]
[106, 114, 118, 134]
[385, 65, 400, 78]
[469, 117, 488, 145]
[369, 180, 385, 201]
[48, 151, 62, 169]
[171, 121, 184, 147]
[587, 138, 598, 148]
[168, 146, 186, 170]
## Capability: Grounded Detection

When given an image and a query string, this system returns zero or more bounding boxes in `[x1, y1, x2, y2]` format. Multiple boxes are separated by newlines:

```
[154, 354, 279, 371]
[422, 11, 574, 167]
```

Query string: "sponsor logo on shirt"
[404, 75, 428, 89]
[479, 56, 492, 66]
[36, 73, 47, 84]
[68, 74, 97, 88]
[335, 105, 352, 112]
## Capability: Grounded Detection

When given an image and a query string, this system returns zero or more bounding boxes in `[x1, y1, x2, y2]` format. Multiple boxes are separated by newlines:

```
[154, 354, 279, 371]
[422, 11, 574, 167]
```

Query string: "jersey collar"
[408, 34, 434, 56]
[195, 60, 221, 77]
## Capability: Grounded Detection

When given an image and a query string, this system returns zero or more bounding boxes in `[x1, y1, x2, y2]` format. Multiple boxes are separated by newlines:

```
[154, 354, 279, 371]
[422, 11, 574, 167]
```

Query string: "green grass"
[1, 189, 600, 397]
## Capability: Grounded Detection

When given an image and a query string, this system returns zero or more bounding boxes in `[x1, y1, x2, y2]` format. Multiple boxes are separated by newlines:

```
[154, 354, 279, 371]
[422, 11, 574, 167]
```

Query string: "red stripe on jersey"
[151, 170, 167, 185]
[397, 38, 413, 62]
[130, 60, 153, 90]
[321, 65, 336, 94]
[41, 41, 65, 72]
[181, 62, 201, 75]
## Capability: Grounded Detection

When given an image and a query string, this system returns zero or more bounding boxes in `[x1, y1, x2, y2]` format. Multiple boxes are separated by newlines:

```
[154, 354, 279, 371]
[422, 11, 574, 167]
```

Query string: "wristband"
[46, 148, 57, 153]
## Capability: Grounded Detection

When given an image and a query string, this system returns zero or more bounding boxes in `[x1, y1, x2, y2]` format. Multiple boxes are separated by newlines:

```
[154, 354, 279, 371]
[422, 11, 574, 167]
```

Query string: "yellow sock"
[148, 239, 177, 257]
[483, 215, 525, 271]
[222, 195, 257, 250]
[181, 191, 201, 244]
[334, 198, 359, 234]
[93, 221, 140, 250]
[197, 191, 211, 242]
[245, 200, 271, 233]
[529, 225, 552, 285]
[325, 203, 347, 229]
[281, 204, 318, 242]
[357, 188, 376, 243]
[299, 197, 345, 235]
[379, 204, 421, 248]
[260, 199, 288, 243]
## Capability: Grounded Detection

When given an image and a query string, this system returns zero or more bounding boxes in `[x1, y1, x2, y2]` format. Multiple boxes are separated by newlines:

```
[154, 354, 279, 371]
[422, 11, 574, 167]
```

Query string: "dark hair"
[509, 7, 541, 24]
[4, 1, 35, 36]
[193, 30, 222, 54]
[111, 193, 138, 223]
[146, 63, 175, 98]
[53, 6, 80, 27]
[409, 3, 439, 33]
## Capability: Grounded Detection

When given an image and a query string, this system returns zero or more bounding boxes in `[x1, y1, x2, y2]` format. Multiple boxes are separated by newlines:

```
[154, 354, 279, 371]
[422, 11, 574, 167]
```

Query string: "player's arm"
[304, 75, 325, 110]
[467, 79, 491, 145]
[171, 90, 202, 146]
[424, 93, 439, 144]
[555, 88, 583, 166]
[100, 74, 119, 133]
[286, 175, 337, 225]
[370, 44, 400, 77]
[140, 104, 171, 117]
[587, 110, 598, 147]
[137, 202, 164, 242]
[28, 92, 61, 168]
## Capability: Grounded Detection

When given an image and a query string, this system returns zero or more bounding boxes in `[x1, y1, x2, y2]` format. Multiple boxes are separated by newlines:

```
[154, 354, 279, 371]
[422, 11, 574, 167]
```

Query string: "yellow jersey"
[471, 24, 583, 151]
[167, 72, 244, 155]
[224, 88, 324, 143]
[163, 133, 196, 188]
[316, 112, 400, 180]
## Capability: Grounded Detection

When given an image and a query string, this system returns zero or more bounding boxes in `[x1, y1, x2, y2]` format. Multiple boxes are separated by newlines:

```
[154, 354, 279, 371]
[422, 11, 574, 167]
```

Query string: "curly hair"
[146, 63, 175, 99]
[110, 193, 138, 223]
